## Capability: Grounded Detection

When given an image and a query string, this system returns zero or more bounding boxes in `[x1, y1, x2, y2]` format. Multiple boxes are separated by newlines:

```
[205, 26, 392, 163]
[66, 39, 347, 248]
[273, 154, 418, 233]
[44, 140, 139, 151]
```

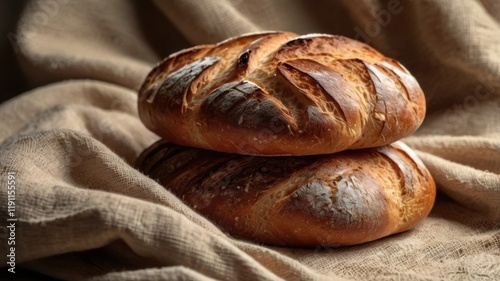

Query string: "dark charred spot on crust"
[283, 37, 312, 48]
[237, 49, 252, 68]
[155, 56, 219, 110]
[200, 81, 290, 131]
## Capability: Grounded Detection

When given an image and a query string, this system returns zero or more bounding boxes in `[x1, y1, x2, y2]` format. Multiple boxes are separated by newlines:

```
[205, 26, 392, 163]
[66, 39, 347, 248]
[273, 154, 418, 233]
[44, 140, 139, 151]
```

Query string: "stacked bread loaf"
[135, 31, 436, 247]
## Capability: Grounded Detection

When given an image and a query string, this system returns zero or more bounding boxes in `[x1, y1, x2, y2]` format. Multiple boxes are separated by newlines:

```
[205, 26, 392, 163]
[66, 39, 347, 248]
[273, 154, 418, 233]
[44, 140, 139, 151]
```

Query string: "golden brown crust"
[138, 32, 426, 156]
[136, 140, 436, 247]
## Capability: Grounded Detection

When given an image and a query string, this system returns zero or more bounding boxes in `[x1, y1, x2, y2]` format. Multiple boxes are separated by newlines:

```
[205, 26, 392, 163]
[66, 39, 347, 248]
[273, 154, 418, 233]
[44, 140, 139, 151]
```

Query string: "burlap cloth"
[0, 0, 499, 280]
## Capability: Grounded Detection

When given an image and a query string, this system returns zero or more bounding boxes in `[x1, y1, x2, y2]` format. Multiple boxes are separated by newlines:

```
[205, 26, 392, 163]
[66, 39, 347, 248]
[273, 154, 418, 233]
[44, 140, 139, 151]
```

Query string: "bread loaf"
[136, 140, 435, 247]
[138, 31, 426, 156]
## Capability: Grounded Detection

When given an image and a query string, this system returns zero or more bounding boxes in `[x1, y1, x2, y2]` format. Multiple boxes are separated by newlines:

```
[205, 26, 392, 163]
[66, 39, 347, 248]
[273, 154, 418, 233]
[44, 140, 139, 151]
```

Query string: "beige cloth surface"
[0, 0, 499, 280]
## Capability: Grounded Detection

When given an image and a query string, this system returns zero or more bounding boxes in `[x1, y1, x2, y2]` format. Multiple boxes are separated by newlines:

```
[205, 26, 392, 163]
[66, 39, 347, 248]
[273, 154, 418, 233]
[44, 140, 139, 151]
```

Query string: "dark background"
[0, 1, 29, 104]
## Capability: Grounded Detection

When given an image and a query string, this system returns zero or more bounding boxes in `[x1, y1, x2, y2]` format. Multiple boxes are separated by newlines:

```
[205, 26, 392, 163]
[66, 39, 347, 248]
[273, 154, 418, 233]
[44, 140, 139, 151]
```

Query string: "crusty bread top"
[139, 31, 426, 155]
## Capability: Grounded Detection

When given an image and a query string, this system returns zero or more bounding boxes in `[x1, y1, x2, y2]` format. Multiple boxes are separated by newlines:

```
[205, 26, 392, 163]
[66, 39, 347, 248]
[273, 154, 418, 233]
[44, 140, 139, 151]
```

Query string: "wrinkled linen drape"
[0, 0, 499, 280]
